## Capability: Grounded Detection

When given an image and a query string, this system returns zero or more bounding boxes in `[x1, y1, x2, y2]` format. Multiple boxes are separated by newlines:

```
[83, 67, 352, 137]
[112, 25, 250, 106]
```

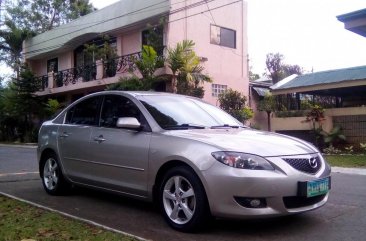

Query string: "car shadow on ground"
[68, 186, 320, 236]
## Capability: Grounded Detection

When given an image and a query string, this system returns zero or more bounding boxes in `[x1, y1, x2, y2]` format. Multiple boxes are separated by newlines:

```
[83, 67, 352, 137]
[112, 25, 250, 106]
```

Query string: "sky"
[246, 0, 366, 75]
[91, 0, 366, 76]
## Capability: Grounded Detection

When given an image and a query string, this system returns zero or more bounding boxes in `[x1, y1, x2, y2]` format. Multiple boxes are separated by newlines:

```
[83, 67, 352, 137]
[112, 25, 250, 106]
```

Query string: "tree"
[265, 53, 283, 83]
[218, 89, 253, 123]
[319, 126, 346, 148]
[0, 86, 19, 141]
[106, 76, 146, 91]
[179, 62, 211, 91]
[143, 19, 166, 53]
[167, 40, 211, 96]
[176, 70, 209, 98]
[265, 53, 303, 83]
[0, 1, 95, 142]
[107, 45, 164, 91]
[304, 105, 325, 131]
[257, 92, 276, 131]
[83, 35, 118, 78]
[249, 66, 260, 81]
[135, 45, 160, 82]
[0, 0, 95, 77]
[166, 40, 191, 93]
[44, 98, 61, 117]
[5, 0, 95, 33]
[283, 64, 303, 76]
[177, 63, 212, 98]
[301, 104, 326, 148]
[68, 0, 96, 19]
[2, 64, 43, 142]
[0, 20, 35, 77]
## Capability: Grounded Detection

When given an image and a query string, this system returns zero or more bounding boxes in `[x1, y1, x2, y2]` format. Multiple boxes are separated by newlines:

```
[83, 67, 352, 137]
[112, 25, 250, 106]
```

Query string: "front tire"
[159, 166, 209, 232]
[40, 153, 69, 195]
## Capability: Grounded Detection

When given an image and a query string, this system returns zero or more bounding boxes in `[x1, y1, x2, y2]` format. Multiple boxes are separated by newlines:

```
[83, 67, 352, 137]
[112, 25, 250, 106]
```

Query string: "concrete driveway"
[1, 145, 366, 241]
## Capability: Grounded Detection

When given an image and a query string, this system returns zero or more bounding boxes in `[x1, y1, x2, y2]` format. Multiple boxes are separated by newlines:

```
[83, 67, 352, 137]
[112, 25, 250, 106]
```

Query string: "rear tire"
[40, 153, 70, 195]
[159, 166, 209, 232]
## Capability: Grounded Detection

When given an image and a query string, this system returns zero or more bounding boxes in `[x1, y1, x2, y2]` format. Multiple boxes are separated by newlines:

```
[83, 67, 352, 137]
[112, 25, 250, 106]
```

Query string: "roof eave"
[271, 79, 366, 95]
[23, 0, 170, 60]
[337, 8, 366, 22]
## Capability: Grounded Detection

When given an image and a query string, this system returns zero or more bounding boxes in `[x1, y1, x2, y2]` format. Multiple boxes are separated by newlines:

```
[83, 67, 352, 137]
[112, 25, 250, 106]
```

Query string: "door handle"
[59, 132, 70, 138]
[93, 135, 106, 143]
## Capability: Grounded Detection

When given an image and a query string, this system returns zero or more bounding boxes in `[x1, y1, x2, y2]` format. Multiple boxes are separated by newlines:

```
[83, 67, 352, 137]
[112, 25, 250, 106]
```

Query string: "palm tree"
[166, 40, 191, 93]
[166, 40, 211, 95]
[0, 21, 35, 78]
[180, 64, 211, 88]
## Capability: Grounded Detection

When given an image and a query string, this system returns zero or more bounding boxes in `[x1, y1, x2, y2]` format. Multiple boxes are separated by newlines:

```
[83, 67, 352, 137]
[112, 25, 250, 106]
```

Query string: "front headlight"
[211, 152, 274, 170]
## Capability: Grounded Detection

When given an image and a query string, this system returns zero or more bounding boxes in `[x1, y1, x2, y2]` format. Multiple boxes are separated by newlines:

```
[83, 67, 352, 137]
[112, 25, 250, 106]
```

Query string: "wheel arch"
[152, 160, 210, 211]
[39, 148, 58, 177]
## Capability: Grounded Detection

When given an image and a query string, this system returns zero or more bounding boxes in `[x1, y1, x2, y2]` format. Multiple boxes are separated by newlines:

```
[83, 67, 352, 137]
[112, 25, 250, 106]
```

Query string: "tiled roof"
[272, 66, 366, 90]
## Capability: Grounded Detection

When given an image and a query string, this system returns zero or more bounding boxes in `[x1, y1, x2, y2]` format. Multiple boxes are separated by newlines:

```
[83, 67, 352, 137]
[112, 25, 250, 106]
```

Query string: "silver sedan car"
[38, 91, 331, 232]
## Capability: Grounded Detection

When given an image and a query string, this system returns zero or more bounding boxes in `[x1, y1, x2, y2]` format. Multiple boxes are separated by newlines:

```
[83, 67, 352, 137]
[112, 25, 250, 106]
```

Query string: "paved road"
[1, 145, 366, 241]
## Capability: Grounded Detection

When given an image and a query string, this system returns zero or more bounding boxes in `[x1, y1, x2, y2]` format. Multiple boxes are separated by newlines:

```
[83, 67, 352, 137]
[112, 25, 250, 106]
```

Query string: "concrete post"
[48, 72, 54, 89]
[96, 60, 104, 80]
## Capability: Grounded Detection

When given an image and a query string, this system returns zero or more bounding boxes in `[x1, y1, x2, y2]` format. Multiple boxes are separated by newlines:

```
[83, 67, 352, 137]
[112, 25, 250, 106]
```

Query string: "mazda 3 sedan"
[38, 91, 331, 232]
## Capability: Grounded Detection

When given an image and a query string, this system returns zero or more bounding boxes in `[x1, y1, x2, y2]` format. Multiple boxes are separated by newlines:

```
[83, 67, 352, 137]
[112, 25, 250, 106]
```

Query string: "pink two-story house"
[23, 0, 249, 105]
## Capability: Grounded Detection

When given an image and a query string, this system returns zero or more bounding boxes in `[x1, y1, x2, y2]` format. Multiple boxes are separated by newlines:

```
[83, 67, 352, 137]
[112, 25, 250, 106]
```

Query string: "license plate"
[298, 177, 331, 197]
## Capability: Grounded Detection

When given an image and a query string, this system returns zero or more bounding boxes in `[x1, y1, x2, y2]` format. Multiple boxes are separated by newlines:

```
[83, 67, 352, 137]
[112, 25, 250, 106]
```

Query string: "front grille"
[283, 156, 322, 174]
[283, 194, 326, 209]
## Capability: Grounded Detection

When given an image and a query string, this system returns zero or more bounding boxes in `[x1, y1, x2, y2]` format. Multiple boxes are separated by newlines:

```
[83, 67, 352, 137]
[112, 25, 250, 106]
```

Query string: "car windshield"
[138, 95, 243, 130]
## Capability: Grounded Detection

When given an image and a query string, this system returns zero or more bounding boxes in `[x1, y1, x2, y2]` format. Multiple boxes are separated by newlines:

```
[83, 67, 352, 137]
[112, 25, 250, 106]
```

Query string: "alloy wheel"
[43, 158, 59, 190]
[162, 175, 196, 225]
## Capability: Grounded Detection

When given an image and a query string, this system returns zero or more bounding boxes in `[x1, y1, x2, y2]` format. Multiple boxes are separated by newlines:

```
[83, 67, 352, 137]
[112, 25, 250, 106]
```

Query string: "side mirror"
[116, 117, 141, 130]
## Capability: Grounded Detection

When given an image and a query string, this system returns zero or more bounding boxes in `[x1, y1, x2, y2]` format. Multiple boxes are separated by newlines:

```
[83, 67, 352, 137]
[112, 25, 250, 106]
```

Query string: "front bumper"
[202, 155, 331, 219]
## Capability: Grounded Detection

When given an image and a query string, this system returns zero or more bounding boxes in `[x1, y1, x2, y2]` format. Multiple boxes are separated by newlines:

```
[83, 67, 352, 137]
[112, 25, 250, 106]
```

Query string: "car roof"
[84, 91, 203, 101]
[103, 91, 183, 97]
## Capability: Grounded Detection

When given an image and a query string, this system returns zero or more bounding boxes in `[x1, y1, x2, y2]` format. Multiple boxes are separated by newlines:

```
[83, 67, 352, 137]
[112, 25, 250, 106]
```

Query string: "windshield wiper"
[210, 124, 242, 129]
[164, 124, 206, 130]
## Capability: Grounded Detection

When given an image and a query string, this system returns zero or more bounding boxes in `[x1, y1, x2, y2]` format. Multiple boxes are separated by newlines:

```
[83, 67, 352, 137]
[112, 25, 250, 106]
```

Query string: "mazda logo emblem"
[308, 157, 318, 169]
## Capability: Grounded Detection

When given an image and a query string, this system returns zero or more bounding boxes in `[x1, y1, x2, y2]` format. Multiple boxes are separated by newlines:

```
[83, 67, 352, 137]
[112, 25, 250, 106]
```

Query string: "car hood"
[164, 128, 318, 157]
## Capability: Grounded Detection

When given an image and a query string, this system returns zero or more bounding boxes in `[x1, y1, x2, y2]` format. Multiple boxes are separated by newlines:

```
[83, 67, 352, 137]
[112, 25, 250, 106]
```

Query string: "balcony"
[35, 51, 145, 95]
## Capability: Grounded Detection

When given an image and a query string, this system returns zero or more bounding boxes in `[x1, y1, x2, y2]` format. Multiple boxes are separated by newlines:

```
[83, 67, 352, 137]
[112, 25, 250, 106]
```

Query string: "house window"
[210, 25, 236, 49]
[74, 36, 117, 67]
[142, 25, 164, 54]
[47, 58, 58, 73]
[212, 84, 228, 97]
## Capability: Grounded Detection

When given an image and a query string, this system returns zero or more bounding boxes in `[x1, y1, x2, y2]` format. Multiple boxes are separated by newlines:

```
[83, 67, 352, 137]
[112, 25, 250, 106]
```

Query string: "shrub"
[218, 89, 252, 123]
[250, 123, 261, 130]
[275, 110, 306, 117]
[300, 99, 313, 110]
[323, 145, 341, 155]
[319, 126, 346, 147]
[106, 76, 146, 91]
[360, 143, 366, 153]
[304, 105, 325, 129]
[257, 92, 276, 131]
[344, 146, 354, 154]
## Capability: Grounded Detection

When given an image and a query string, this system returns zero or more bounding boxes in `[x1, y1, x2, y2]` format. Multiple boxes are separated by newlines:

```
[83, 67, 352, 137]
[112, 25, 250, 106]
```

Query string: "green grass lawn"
[324, 155, 366, 168]
[0, 196, 139, 241]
